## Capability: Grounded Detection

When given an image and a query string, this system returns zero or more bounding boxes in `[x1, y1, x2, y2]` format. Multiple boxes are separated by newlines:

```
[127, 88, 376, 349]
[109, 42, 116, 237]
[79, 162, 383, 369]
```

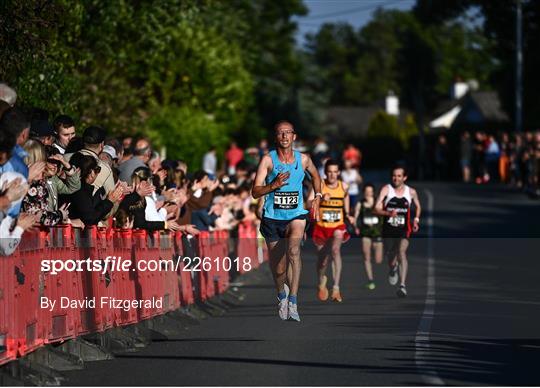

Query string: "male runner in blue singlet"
[252, 121, 322, 321]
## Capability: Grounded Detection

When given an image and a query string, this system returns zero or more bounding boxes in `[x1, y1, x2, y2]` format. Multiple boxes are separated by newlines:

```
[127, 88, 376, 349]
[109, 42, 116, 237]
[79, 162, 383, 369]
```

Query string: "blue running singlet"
[263, 150, 308, 221]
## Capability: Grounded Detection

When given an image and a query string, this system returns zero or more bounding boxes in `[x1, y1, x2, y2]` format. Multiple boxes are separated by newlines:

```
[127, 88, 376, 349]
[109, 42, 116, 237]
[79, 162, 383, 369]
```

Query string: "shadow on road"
[372, 336, 540, 385]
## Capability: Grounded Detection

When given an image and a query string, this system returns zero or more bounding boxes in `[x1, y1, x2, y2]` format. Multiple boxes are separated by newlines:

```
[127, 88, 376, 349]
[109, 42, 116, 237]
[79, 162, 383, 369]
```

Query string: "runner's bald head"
[274, 120, 295, 134]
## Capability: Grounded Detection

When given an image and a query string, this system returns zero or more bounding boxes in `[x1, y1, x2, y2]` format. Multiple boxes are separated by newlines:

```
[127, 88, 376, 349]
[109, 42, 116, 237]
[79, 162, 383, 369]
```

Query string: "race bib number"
[274, 191, 299, 209]
[363, 216, 379, 226]
[387, 215, 405, 227]
[322, 210, 341, 222]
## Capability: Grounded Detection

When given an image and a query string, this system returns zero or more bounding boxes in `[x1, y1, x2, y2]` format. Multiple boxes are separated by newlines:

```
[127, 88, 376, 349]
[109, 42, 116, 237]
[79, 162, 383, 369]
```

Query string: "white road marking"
[415, 189, 445, 385]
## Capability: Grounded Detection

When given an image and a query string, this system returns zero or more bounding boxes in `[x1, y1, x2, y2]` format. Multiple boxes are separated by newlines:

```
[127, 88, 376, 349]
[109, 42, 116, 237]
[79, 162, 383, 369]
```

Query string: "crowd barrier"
[0, 220, 264, 367]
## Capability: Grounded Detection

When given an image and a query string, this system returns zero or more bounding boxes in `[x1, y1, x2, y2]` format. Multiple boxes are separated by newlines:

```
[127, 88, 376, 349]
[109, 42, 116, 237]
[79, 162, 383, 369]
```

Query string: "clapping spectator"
[68, 155, 123, 226]
[119, 167, 184, 232]
[21, 140, 77, 226]
[0, 108, 30, 217]
[75, 126, 115, 195]
[0, 171, 40, 255]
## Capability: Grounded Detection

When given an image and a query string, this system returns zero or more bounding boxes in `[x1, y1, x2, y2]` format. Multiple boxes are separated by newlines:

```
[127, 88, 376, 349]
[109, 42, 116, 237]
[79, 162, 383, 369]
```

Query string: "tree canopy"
[2, 0, 538, 168]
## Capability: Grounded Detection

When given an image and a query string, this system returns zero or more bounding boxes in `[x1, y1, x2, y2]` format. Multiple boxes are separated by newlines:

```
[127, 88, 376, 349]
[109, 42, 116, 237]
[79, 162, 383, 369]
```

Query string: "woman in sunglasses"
[21, 141, 80, 226]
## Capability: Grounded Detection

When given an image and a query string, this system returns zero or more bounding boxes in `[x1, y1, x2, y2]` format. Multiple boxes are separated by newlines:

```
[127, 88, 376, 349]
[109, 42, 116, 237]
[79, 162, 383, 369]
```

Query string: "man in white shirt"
[202, 147, 217, 179]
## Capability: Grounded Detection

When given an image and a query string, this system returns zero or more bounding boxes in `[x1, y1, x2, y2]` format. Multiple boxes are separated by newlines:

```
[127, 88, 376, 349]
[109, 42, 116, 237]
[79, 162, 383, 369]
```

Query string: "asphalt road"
[63, 182, 540, 386]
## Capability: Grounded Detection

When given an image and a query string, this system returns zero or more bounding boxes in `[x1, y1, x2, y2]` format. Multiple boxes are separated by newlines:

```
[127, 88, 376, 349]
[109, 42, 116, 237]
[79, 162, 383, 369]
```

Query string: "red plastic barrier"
[70, 227, 114, 334]
[159, 231, 180, 313]
[214, 230, 230, 294]
[196, 231, 214, 301]
[2, 221, 261, 365]
[237, 222, 259, 274]
[0, 249, 17, 366]
[13, 229, 49, 357]
[44, 225, 83, 342]
[111, 229, 138, 326]
[174, 232, 194, 306]
[132, 230, 164, 320]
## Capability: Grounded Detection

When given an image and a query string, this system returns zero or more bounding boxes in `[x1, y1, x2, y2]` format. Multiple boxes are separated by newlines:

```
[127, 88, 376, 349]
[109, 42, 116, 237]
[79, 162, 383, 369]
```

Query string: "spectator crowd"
[0, 82, 370, 258]
[428, 130, 540, 198]
[0, 83, 269, 256]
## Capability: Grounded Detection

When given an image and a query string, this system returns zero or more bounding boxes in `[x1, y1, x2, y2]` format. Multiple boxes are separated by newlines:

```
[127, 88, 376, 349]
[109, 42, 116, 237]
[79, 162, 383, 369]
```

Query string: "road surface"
[63, 182, 540, 386]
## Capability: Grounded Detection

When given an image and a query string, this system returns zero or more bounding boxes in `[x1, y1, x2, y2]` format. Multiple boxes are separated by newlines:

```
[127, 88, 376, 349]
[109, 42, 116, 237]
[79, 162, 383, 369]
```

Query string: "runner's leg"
[316, 242, 329, 285]
[397, 238, 409, 286]
[267, 239, 287, 294]
[385, 237, 400, 285]
[385, 238, 399, 268]
[362, 237, 373, 281]
[285, 218, 307, 297]
[374, 241, 383, 264]
[316, 242, 330, 301]
[331, 229, 345, 288]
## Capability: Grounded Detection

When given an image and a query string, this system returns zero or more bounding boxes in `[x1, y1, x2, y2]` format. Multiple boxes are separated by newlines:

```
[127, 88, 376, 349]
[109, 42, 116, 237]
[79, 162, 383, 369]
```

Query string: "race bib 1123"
[273, 191, 299, 209]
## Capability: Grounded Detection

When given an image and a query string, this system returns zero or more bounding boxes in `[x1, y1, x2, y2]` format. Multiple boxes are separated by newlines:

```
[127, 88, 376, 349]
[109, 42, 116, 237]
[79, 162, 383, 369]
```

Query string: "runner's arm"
[410, 188, 422, 221]
[342, 182, 352, 219]
[304, 154, 322, 221]
[305, 187, 315, 209]
[353, 200, 361, 220]
[373, 185, 392, 217]
[251, 155, 273, 199]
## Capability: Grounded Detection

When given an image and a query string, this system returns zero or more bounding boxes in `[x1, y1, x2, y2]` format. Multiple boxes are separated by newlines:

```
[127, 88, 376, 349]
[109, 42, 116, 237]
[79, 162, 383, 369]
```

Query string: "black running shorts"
[260, 215, 307, 243]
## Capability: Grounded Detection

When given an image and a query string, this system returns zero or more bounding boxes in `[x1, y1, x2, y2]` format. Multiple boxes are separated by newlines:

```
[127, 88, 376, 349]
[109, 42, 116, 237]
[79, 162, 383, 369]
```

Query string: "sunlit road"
[64, 182, 540, 386]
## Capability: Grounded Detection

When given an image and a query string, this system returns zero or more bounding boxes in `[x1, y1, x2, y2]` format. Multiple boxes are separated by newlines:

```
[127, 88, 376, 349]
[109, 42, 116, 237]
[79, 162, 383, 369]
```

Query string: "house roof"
[430, 90, 510, 130]
[326, 106, 380, 137]
[467, 91, 509, 122]
[325, 105, 411, 138]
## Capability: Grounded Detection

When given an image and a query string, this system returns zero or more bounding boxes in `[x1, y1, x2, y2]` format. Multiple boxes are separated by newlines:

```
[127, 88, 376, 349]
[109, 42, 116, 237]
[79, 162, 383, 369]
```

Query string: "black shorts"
[260, 215, 307, 243]
[361, 235, 383, 243]
[383, 226, 411, 239]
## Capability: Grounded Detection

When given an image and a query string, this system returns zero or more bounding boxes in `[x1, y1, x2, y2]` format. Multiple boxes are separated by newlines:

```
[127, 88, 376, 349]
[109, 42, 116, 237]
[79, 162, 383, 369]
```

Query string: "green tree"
[304, 7, 497, 114]
[1, 0, 260, 149]
[305, 23, 360, 105]
[147, 106, 228, 169]
[0, 1, 84, 117]
[415, 0, 540, 128]
[225, 0, 309, 132]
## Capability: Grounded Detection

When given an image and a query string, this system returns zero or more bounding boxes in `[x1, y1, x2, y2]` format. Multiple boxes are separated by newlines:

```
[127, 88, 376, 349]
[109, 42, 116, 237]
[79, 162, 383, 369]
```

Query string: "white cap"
[102, 145, 117, 160]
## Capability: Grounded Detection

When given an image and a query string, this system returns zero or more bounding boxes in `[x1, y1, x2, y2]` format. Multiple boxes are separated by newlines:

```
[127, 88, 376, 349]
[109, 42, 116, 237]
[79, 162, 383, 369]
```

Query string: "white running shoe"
[388, 264, 399, 286]
[397, 285, 407, 298]
[288, 302, 300, 322]
[277, 284, 290, 320]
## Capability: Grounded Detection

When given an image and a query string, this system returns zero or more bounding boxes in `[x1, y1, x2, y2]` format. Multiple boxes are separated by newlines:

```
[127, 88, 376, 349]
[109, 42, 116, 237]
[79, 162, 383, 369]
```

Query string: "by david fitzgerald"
[40, 296, 163, 312]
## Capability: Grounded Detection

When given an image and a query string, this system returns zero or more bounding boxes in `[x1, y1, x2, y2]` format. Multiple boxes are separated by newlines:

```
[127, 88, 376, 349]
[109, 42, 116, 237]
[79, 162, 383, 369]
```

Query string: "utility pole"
[515, 0, 523, 133]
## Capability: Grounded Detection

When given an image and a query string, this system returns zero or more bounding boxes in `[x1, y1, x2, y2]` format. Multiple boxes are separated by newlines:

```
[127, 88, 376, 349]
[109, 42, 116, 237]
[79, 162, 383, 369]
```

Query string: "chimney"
[451, 77, 469, 99]
[385, 90, 399, 116]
